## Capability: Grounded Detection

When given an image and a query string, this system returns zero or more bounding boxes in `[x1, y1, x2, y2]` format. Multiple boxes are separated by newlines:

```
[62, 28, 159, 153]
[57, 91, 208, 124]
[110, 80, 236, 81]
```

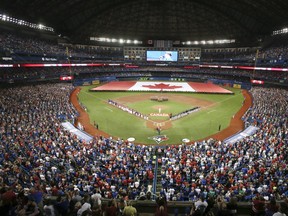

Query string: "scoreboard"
[123, 46, 201, 62]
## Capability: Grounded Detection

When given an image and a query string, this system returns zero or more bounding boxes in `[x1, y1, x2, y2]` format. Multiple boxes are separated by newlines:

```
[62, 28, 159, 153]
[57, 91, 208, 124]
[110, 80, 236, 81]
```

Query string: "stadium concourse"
[0, 82, 287, 215]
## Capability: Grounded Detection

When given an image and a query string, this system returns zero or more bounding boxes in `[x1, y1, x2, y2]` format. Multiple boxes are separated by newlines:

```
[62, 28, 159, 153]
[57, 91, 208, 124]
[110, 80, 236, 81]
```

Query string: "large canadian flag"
[91, 81, 232, 94]
[129, 81, 195, 92]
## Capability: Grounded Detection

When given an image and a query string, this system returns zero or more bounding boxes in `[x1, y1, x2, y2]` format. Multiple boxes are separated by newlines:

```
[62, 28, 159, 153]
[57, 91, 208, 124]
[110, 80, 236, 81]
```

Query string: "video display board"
[146, 51, 178, 61]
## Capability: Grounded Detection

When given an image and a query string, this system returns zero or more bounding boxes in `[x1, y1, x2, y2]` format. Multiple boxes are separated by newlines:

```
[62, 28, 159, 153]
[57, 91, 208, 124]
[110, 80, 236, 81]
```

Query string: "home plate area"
[146, 120, 172, 130]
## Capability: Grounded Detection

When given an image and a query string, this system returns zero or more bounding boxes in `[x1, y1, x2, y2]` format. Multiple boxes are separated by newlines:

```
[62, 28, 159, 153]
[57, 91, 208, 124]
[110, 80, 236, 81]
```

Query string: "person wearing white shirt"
[77, 194, 92, 216]
[194, 197, 208, 210]
[91, 189, 102, 206]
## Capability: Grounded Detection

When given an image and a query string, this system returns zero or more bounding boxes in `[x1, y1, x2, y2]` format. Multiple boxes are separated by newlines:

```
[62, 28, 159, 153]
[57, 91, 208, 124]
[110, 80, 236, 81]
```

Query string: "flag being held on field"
[130, 81, 195, 92]
[91, 81, 233, 94]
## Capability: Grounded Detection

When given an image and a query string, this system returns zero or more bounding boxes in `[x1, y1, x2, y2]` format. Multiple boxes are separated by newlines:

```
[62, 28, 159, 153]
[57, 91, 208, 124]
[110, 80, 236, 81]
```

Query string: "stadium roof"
[1, 0, 288, 43]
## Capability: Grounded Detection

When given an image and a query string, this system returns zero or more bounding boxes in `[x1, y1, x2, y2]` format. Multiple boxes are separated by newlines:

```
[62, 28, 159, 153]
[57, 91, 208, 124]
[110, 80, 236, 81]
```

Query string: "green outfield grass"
[78, 85, 244, 144]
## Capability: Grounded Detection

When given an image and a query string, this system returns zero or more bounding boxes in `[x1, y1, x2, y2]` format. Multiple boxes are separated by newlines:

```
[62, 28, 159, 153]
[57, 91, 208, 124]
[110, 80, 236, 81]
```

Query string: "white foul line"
[105, 107, 113, 112]
[208, 110, 216, 114]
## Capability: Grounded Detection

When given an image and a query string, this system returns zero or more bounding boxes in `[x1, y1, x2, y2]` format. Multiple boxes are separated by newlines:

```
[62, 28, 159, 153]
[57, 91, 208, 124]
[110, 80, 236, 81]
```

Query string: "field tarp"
[61, 122, 93, 142]
[224, 125, 259, 144]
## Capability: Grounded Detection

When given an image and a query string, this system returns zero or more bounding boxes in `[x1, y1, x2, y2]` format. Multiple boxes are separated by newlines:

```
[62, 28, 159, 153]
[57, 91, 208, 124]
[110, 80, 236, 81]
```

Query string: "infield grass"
[78, 85, 244, 144]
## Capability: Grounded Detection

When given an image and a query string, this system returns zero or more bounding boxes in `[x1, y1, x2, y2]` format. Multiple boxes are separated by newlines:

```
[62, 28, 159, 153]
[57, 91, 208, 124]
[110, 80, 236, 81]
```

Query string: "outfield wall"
[208, 78, 251, 90]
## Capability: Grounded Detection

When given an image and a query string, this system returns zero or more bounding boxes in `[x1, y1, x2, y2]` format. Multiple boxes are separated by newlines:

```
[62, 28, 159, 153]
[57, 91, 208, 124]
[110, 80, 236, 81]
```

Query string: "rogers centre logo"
[142, 83, 182, 90]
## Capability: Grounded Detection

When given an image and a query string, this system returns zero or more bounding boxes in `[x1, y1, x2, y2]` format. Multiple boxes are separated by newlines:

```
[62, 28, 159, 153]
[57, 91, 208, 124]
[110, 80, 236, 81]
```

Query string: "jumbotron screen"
[146, 51, 178, 62]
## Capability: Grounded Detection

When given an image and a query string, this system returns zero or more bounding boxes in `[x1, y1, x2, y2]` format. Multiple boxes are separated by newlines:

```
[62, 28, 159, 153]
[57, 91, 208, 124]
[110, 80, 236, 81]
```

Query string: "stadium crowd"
[159, 87, 287, 199]
[0, 83, 158, 215]
[0, 83, 286, 215]
[0, 30, 288, 215]
[0, 32, 122, 59]
[0, 33, 62, 55]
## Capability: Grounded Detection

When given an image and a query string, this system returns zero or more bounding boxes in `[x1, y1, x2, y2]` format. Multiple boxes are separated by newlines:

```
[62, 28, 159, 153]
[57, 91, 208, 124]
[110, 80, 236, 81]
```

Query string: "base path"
[70, 87, 252, 144]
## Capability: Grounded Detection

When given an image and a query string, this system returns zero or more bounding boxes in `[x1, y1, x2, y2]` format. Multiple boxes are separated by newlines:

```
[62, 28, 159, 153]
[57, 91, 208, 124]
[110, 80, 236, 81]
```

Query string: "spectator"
[91, 189, 102, 208]
[265, 198, 279, 216]
[192, 196, 208, 216]
[226, 197, 238, 216]
[25, 199, 40, 216]
[54, 194, 70, 215]
[105, 199, 118, 216]
[77, 194, 92, 216]
[216, 196, 227, 216]
[43, 199, 57, 216]
[252, 195, 266, 216]
[123, 201, 137, 216]
[272, 202, 288, 216]
[206, 196, 216, 216]
[118, 198, 127, 215]
[155, 196, 168, 216]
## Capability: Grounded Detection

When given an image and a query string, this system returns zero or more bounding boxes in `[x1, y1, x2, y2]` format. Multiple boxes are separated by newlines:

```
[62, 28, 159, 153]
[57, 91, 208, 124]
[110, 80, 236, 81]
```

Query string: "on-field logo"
[148, 135, 169, 144]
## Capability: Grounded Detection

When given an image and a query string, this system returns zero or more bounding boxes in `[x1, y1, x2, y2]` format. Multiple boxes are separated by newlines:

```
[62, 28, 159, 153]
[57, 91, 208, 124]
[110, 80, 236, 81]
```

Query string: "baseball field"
[73, 81, 246, 145]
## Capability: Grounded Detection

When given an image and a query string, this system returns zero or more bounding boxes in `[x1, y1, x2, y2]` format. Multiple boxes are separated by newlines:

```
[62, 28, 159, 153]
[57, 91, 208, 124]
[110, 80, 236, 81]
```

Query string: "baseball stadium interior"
[0, 1, 287, 216]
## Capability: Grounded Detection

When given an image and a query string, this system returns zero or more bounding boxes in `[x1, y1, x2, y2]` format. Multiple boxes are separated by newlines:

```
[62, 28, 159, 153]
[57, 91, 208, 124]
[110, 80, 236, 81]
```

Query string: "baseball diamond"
[71, 81, 249, 145]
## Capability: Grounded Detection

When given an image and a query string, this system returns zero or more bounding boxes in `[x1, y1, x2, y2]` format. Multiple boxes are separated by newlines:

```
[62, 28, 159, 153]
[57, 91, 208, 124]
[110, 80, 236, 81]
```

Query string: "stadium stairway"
[153, 148, 166, 198]
[155, 162, 163, 197]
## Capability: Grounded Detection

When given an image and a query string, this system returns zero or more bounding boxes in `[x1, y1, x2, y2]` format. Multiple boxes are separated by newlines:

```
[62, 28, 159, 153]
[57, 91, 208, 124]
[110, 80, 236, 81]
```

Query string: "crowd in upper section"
[0, 31, 123, 61]
[0, 30, 288, 66]
[0, 30, 287, 87]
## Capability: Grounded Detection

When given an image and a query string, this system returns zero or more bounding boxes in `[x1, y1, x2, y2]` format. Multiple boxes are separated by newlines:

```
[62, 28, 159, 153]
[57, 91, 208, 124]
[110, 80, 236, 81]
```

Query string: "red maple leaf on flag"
[142, 83, 182, 90]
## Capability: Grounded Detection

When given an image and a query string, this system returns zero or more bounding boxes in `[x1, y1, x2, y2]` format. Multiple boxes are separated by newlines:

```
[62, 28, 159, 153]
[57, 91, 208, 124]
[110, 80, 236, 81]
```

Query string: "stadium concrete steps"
[155, 165, 163, 195]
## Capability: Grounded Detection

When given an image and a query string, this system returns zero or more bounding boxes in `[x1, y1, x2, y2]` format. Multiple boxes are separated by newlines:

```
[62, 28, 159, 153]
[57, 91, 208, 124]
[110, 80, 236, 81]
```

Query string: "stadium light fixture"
[0, 13, 53, 32]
